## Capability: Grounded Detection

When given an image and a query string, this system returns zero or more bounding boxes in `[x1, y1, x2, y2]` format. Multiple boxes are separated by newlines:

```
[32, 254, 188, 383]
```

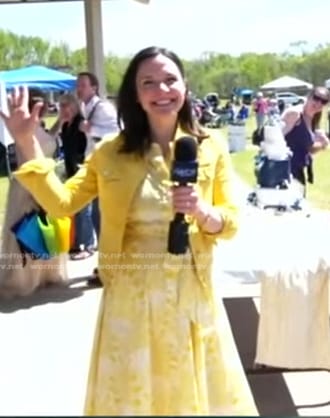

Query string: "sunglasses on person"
[312, 94, 328, 105]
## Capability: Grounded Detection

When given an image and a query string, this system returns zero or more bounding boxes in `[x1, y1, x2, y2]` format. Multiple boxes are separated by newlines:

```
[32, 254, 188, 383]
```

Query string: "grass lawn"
[0, 175, 9, 227]
[45, 115, 57, 129]
[231, 147, 256, 186]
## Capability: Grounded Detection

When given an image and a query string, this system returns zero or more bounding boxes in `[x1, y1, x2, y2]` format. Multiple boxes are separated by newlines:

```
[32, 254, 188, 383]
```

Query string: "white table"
[216, 207, 330, 370]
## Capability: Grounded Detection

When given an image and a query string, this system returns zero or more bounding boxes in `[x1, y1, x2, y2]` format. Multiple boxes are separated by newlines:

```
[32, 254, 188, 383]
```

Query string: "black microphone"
[167, 136, 198, 255]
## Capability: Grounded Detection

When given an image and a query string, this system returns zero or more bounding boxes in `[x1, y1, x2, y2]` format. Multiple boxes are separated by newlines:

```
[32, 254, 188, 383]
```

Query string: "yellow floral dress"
[84, 143, 257, 416]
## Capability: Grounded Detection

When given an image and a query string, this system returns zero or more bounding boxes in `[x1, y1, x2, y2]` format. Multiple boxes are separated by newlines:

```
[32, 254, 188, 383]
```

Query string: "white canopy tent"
[0, 79, 13, 146]
[260, 75, 313, 91]
[0, 0, 150, 96]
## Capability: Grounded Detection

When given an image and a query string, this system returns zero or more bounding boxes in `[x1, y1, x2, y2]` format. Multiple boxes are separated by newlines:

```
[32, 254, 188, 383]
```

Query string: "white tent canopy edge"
[260, 75, 313, 91]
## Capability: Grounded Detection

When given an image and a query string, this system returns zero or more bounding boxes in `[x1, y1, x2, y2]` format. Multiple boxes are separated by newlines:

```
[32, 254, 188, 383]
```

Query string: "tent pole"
[84, 0, 106, 97]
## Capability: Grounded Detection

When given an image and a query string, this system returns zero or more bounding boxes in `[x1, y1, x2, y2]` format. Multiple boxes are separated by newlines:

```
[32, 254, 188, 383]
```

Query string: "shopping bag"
[37, 212, 59, 256]
[11, 211, 51, 260]
[70, 216, 75, 248]
[49, 215, 72, 253]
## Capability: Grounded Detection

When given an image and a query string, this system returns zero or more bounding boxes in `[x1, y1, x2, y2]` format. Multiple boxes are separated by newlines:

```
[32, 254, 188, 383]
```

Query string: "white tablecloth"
[216, 208, 330, 369]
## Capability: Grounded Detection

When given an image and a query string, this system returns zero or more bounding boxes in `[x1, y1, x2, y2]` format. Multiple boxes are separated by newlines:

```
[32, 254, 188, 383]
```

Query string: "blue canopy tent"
[233, 87, 254, 96]
[0, 66, 76, 177]
[240, 88, 254, 96]
[232, 87, 254, 105]
[0, 65, 76, 91]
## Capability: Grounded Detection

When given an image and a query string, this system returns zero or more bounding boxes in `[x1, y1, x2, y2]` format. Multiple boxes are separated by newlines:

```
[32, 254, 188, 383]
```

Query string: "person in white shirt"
[71, 72, 118, 267]
[77, 72, 118, 156]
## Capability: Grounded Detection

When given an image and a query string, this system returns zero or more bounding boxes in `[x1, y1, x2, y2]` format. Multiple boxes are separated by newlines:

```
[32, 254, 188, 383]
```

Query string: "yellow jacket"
[14, 127, 239, 287]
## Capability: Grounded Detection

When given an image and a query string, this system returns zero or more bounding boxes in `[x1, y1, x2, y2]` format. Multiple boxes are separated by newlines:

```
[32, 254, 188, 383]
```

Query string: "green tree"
[1, 30, 330, 97]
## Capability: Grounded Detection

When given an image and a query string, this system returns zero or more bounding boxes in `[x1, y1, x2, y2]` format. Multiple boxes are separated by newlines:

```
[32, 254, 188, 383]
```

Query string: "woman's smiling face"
[135, 53, 187, 122]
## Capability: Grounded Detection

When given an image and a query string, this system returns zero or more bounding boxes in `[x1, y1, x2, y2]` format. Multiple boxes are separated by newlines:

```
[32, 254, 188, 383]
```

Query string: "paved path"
[0, 254, 101, 415]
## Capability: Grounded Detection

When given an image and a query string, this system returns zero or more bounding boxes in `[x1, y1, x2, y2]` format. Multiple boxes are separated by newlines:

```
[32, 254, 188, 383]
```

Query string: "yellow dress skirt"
[84, 145, 257, 415]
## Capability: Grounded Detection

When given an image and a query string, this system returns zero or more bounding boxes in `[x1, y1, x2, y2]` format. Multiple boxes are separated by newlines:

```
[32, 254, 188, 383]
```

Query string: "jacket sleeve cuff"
[13, 158, 56, 189]
[14, 158, 56, 176]
[201, 206, 239, 242]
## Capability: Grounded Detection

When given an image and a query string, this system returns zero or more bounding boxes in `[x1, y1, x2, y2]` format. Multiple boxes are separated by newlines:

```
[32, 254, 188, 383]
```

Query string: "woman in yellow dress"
[1, 47, 257, 415]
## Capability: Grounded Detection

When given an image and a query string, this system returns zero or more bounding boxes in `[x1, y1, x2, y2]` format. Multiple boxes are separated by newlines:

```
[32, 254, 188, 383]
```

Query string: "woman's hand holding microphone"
[171, 184, 223, 234]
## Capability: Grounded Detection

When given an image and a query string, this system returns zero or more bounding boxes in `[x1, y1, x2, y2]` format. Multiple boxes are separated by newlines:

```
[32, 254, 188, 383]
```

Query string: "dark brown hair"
[116, 46, 208, 155]
[308, 86, 329, 131]
[311, 112, 321, 131]
[77, 71, 99, 96]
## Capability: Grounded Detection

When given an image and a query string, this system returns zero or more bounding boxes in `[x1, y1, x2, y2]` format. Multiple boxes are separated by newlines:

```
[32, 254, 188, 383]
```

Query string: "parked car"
[275, 92, 306, 107]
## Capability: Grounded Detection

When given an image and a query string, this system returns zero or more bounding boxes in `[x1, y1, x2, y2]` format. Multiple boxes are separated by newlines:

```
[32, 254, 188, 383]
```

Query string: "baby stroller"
[248, 123, 305, 212]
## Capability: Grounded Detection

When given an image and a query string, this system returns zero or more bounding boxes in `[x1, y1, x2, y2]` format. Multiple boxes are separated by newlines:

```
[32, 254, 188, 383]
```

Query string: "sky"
[0, 0, 329, 59]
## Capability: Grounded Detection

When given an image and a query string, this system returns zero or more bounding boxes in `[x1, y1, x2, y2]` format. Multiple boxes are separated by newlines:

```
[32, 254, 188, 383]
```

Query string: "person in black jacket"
[58, 93, 96, 259]
[59, 94, 87, 178]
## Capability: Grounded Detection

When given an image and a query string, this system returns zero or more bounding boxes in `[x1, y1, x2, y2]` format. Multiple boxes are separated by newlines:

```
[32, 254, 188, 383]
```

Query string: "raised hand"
[79, 119, 91, 134]
[0, 85, 43, 145]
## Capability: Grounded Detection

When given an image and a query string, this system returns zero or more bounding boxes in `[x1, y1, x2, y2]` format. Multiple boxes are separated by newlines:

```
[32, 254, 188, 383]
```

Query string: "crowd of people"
[191, 93, 249, 127]
[251, 91, 290, 130]
[0, 71, 119, 297]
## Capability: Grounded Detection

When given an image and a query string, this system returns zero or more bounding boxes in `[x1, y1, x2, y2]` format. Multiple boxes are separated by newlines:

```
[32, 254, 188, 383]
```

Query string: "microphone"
[167, 136, 198, 255]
